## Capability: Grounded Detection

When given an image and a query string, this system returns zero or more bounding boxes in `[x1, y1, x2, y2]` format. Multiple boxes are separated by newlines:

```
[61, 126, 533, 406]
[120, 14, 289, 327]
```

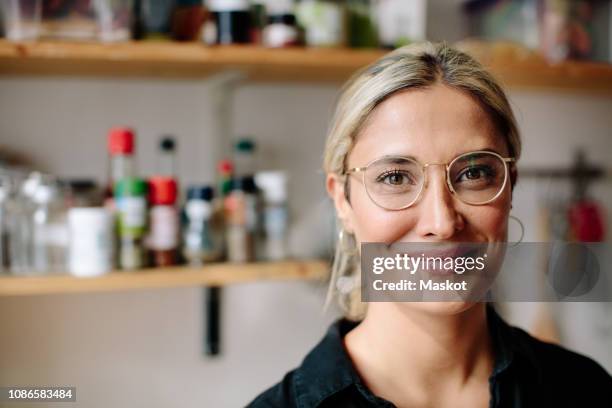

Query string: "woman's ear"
[510, 165, 518, 190]
[509, 165, 518, 202]
[326, 173, 355, 233]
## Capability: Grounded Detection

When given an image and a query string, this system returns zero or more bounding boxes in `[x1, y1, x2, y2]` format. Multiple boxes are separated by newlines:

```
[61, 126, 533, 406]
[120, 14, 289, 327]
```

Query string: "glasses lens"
[448, 152, 507, 204]
[364, 157, 423, 210]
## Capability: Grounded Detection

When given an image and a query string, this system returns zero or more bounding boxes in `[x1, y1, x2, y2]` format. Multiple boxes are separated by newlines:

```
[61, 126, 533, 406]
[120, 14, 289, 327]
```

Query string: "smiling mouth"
[403, 246, 484, 276]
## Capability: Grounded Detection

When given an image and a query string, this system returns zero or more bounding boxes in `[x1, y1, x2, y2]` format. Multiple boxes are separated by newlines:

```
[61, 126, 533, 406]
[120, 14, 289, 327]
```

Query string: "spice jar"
[114, 178, 148, 270]
[147, 177, 179, 267]
[263, 13, 299, 48]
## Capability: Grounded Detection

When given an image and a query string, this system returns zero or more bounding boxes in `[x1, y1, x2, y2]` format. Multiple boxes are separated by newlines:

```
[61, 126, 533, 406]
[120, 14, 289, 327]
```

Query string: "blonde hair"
[323, 42, 521, 321]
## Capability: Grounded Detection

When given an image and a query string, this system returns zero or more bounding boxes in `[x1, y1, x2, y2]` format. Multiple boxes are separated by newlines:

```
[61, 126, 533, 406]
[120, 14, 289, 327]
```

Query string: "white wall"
[0, 76, 611, 408]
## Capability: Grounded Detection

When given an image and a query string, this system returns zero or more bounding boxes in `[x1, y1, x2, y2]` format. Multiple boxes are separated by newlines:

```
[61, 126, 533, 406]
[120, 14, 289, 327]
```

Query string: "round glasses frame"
[343, 150, 516, 211]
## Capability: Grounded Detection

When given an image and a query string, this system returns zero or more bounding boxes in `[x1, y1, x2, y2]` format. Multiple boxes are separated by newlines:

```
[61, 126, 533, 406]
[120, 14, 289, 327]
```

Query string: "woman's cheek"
[351, 195, 415, 243]
[464, 205, 508, 241]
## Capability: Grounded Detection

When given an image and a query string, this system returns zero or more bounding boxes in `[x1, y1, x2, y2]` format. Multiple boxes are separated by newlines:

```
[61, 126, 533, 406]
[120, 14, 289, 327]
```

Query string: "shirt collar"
[294, 305, 533, 407]
[486, 304, 516, 377]
[294, 319, 363, 407]
[487, 304, 543, 383]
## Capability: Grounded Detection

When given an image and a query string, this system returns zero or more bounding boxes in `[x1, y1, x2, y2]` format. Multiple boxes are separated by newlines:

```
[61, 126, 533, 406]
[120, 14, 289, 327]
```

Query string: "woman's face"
[327, 83, 512, 316]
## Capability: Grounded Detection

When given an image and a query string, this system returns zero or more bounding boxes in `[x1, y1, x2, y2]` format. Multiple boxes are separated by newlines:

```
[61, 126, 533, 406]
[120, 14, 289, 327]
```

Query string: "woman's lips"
[401, 245, 483, 276]
[403, 244, 474, 259]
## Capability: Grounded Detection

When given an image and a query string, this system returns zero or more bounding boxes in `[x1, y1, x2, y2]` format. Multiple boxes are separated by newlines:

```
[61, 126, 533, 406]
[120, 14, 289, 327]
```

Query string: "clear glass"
[346, 150, 515, 211]
[0, 177, 11, 273]
[1, 0, 42, 41]
[7, 172, 41, 274]
[31, 182, 68, 274]
[93, 0, 133, 42]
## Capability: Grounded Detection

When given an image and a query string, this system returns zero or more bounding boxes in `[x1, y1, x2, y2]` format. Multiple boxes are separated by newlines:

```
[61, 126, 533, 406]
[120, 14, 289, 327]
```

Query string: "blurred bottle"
[93, 0, 133, 42]
[295, 0, 346, 47]
[347, 0, 378, 48]
[250, 1, 267, 44]
[224, 176, 258, 262]
[8, 172, 43, 274]
[147, 176, 179, 266]
[132, 0, 176, 40]
[241, 176, 260, 256]
[225, 138, 262, 261]
[233, 137, 256, 177]
[255, 171, 288, 260]
[115, 178, 148, 270]
[208, 0, 252, 44]
[31, 180, 69, 274]
[215, 158, 234, 260]
[0, 0, 42, 41]
[157, 136, 177, 177]
[217, 159, 234, 197]
[376, 0, 427, 49]
[0, 177, 11, 273]
[183, 185, 223, 265]
[262, 0, 299, 48]
[171, 0, 207, 41]
[539, 0, 595, 62]
[131, 0, 146, 40]
[107, 127, 136, 194]
[263, 13, 299, 48]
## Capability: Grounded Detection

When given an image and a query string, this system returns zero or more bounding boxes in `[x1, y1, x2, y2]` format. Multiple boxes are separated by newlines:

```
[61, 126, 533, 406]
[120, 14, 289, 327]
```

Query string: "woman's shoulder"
[511, 323, 609, 374]
[246, 370, 298, 408]
[508, 323, 612, 401]
[246, 318, 363, 408]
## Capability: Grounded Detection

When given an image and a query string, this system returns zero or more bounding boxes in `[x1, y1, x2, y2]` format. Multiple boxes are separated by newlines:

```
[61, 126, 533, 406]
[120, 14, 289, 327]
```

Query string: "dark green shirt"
[247, 305, 612, 407]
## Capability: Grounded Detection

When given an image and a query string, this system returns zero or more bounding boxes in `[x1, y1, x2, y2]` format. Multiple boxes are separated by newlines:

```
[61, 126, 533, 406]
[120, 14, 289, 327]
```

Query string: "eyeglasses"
[344, 150, 515, 211]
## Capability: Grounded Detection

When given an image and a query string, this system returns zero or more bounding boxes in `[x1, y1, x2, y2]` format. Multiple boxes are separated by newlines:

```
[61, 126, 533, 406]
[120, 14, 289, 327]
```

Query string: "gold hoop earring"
[508, 215, 524, 248]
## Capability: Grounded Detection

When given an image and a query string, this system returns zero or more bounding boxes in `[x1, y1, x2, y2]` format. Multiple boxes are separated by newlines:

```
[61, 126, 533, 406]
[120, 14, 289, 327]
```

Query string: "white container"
[376, 0, 427, 48]
[263, 14, 299, 48]
[255, 171, 289, 260]
[68, 207, 114, 277]
[0, 0, 42, 41]
[295, 0, 346, 47]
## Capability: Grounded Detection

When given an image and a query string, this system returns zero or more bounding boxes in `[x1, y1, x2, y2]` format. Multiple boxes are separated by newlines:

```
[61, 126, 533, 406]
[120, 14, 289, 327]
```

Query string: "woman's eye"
[388, 174, 403, 185]
[377, 171, 413, 185]
[458, 166, 493, 182]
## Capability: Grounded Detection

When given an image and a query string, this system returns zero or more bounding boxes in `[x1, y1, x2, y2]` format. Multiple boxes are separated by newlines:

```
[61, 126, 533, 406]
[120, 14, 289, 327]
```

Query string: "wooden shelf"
[1, 40, 611, 92]
[0, 40, 383, 82]
[457, 41, 612, 95]
[0, 260, 329, 296]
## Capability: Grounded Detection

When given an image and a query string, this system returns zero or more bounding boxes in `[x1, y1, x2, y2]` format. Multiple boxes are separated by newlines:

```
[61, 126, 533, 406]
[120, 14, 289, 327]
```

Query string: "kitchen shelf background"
[1, 40, 612, 93]
[1, 2, 612, 406]
[0, 260, 329, 296]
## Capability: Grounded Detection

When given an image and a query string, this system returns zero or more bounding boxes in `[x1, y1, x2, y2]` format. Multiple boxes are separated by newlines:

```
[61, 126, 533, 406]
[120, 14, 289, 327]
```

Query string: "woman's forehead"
[352, 85, 505, 164]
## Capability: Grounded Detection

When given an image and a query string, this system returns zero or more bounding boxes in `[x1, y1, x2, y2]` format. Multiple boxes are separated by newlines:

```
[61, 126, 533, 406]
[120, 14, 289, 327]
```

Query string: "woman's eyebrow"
[379, 155, 418, 163]
[376, 147, 505, 163]
[460, 147, 503, 156]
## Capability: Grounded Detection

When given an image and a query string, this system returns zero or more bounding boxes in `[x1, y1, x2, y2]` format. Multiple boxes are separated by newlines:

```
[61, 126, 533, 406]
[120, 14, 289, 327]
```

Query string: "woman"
[248, 42, 612, 407]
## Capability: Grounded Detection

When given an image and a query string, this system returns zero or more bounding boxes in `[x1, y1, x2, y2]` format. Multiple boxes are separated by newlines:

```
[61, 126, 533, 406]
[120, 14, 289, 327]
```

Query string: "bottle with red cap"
[107, 127, 136, 193]
[147, 176, 179, 267]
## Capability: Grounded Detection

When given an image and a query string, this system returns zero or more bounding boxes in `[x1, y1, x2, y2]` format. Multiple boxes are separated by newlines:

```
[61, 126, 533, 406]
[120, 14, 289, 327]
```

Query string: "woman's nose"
[413, 167, 463, 239]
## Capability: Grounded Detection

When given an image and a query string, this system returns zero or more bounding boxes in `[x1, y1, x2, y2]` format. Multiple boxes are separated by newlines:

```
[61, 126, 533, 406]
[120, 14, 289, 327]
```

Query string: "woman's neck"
[344, 303, 494, 406]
